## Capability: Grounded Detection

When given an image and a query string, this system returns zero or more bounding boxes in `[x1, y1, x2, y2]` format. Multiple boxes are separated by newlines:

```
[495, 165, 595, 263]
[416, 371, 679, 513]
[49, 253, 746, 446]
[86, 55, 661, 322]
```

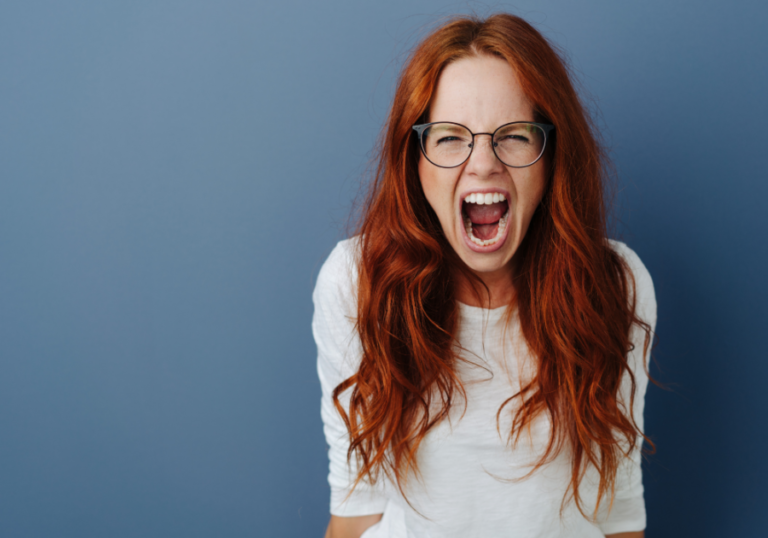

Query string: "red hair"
[333, 13, 655, 520]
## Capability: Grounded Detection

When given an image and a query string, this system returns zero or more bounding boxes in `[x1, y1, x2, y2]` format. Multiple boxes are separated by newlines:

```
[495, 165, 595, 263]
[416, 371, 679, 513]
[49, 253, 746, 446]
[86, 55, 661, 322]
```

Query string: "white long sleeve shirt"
[313, 237, 656, 538]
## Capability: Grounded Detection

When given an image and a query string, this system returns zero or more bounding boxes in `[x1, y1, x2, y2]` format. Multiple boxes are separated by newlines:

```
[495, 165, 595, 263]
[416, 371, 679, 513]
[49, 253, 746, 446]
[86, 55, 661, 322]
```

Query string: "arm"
[314, 240, 389, 528]
[324, 514, 384, 538]
[598, 242, 657, 537]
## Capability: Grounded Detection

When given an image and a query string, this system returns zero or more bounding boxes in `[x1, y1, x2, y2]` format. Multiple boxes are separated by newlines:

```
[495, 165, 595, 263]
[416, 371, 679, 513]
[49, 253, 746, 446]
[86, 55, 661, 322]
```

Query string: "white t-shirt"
[313, 237, 656, 538]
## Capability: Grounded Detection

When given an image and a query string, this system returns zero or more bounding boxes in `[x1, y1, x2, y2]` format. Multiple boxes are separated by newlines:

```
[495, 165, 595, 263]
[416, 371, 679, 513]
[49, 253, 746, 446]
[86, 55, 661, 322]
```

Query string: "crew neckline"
[457, 301, 512, 323]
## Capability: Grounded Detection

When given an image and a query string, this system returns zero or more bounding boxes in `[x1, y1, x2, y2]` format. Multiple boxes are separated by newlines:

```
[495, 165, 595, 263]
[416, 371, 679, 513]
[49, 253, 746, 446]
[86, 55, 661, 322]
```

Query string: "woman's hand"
[324, 514, 383, 538]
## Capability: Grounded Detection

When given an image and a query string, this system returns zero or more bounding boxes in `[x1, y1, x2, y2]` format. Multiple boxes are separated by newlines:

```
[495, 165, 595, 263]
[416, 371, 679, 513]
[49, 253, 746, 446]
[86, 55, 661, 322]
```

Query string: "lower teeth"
[465, 211, 508, 247]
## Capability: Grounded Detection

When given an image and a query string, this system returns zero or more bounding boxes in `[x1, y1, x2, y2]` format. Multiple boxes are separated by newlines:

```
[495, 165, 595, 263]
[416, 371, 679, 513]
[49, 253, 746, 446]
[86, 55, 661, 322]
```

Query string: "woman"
[314, 13, 656, 538]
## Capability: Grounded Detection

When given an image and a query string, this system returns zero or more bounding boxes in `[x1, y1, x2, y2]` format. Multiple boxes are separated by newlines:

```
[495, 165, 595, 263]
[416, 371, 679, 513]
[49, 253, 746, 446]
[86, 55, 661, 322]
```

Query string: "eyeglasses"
[412, 121, 555, 168]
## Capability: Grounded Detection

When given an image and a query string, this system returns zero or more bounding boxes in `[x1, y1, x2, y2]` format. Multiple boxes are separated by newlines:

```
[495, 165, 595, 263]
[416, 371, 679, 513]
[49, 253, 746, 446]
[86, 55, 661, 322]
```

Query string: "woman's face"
[418, 54, 548, 284]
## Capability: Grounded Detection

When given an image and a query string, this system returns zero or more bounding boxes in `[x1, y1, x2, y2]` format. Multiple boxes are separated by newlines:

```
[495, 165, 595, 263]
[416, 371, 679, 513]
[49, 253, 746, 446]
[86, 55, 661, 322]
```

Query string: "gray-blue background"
[1, 1, 766, 536]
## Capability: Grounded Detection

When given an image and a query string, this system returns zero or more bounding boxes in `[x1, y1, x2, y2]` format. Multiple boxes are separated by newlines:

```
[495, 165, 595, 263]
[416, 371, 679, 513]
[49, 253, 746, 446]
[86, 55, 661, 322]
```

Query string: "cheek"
[518, 167, 547, 212]
[521, 182, 546, 213]
[418, 157, 447, 217]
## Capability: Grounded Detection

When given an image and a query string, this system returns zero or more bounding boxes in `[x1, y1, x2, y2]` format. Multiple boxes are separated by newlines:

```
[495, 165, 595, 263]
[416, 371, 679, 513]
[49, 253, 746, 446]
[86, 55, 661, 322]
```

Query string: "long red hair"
[333, 13, 655, 520]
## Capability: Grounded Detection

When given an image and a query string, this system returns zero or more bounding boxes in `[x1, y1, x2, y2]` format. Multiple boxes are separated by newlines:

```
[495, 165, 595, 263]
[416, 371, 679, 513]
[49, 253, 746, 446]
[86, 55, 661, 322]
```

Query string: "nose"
[466, 133, 503, 176]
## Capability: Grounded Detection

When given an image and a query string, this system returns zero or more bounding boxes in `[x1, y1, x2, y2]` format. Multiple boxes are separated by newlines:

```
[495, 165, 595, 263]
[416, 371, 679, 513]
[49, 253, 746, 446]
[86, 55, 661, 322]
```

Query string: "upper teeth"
[464, 192, 506, 205]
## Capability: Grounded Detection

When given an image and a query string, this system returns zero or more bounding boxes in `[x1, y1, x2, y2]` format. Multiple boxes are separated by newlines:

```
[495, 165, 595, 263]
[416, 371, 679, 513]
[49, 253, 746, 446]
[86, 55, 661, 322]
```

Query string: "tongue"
[464, 201, 506, 224]
[464, 201, 506, 241]
[474, 223, 497, 240]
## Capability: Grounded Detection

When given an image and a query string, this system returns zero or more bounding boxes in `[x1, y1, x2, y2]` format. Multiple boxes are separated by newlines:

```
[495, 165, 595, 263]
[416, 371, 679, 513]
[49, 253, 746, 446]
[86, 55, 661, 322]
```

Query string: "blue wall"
[1, 1, 766, 536]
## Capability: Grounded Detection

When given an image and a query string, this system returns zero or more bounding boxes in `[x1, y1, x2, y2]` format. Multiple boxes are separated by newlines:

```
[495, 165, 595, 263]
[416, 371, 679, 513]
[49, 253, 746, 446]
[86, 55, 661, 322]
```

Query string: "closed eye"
[498, 134, 530, 143]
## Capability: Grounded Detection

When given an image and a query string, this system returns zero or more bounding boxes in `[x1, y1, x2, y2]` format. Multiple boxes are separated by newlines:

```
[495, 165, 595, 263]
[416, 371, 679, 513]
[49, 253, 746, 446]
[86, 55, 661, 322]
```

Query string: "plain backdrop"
[1, 1, 766, 536]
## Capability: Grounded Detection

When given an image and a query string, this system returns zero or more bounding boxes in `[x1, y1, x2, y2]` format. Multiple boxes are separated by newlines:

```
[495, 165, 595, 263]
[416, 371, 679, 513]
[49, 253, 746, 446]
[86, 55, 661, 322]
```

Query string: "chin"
[459, 249, 515, 275]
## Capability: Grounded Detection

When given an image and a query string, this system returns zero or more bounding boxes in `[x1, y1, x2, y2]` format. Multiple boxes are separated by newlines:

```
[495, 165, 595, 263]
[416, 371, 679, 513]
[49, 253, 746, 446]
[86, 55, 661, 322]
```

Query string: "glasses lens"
[493, 123, 547, 167]
[421, 123, 473, 167]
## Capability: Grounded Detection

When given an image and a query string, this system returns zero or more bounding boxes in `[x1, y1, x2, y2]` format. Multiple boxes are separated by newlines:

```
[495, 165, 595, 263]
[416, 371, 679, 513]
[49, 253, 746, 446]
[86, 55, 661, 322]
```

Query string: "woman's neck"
[454, 264, 517, 309]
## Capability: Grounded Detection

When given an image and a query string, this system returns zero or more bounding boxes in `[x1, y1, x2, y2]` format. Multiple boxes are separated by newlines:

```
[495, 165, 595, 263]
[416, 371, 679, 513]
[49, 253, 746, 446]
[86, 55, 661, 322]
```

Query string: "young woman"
[314, 13, 656, 538]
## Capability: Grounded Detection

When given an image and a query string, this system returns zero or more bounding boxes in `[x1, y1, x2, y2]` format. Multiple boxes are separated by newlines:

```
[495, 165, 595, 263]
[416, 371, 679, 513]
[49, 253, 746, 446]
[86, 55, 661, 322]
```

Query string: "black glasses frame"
[412, 121, 555, 169]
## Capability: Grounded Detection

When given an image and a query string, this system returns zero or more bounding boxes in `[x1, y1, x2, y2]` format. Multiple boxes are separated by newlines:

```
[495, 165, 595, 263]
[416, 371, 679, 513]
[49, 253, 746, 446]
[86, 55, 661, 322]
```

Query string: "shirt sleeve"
[313, 238, 389, 517]
[597, 240, 657, 535]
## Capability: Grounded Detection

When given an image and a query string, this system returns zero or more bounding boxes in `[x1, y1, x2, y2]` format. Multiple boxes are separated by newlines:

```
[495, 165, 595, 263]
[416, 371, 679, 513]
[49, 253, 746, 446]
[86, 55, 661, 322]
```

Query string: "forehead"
[427, 54, 534, 128]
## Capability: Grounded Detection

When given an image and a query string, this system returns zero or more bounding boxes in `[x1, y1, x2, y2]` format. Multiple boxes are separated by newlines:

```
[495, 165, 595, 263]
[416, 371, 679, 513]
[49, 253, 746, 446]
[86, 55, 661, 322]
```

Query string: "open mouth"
[461, 192, 510, 248]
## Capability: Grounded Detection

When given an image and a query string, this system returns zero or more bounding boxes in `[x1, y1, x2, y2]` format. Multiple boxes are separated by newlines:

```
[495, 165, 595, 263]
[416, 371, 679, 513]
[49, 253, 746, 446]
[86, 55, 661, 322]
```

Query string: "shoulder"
[606, 239, 653, 296]
[313, 237, 364, 384]
[314, 236, 361, 302]
[607, 239, 657, 328]
[312, 236, 362, 339]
